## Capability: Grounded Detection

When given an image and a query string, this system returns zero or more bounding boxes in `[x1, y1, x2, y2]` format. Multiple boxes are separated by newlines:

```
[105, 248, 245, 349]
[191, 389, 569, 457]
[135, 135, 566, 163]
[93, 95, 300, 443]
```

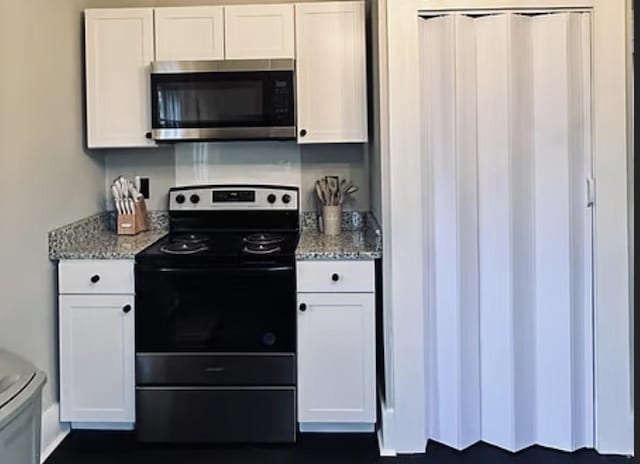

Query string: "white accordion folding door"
[421, 11, 593, 452]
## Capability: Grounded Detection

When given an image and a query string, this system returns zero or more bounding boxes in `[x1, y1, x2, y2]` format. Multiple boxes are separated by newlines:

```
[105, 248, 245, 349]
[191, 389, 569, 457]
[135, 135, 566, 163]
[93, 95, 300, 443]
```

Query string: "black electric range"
[134, 185, 300, 444]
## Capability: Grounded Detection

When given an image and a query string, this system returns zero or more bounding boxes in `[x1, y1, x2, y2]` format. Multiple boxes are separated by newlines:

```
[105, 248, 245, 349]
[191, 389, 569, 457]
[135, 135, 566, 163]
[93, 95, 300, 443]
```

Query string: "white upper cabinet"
[295, 1, 368, 143]
[85, 9, 155, 148]
[154, 6, 224, 61]
[225, 4, 295, 59]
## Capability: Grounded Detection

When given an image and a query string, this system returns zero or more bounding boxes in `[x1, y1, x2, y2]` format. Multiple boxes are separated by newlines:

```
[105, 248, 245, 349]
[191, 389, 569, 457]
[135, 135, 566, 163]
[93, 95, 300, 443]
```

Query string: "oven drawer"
[136, 353, 295, 386]
[59, 260, 134, 294]
[136, 387, 296, 443]
[296, 260, 374, 293]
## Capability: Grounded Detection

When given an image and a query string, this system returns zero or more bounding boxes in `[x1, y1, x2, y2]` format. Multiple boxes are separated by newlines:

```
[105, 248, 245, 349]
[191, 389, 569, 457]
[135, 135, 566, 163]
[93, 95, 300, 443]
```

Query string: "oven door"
[150, 60, 295, 141]
[135, 265, 296, 354]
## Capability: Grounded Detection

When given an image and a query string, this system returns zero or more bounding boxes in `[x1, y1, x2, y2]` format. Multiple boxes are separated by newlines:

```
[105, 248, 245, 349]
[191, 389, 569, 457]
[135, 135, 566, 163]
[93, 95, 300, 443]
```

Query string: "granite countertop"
[48, 212, 168, 260]
[49, 211, 382, 261]
[296, 212, 382, 261]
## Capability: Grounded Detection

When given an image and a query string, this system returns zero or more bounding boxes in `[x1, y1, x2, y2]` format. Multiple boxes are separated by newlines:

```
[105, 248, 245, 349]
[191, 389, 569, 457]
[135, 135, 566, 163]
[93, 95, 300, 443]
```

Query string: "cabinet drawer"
[296, 260, 374, 293]
[136, 387, 295, 443]
[59, 260, 134, 294]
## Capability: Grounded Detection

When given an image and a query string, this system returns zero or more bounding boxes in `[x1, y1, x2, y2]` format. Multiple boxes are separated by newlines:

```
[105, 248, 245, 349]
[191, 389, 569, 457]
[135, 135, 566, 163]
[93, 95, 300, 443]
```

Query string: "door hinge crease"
[586, 176, 595, 207]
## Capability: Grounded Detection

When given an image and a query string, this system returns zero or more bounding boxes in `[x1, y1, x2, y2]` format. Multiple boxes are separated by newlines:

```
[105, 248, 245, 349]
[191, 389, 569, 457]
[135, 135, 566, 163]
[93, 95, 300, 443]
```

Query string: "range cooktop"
[136, 185, 300, 267]
[137, 230, 300, 267]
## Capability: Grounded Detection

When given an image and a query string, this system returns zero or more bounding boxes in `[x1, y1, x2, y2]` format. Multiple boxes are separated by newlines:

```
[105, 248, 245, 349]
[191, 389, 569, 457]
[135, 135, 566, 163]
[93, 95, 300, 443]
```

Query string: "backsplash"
[104, 142, 370, 212]
[175, 141, 302, 187]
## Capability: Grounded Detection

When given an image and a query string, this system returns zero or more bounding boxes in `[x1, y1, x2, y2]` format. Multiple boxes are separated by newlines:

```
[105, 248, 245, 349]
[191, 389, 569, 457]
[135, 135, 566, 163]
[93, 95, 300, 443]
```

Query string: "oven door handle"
[150, 265, 294, 274]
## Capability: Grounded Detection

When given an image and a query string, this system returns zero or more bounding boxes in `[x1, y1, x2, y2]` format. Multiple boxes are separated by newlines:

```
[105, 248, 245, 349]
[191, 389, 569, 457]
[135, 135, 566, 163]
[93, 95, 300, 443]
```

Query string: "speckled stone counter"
[296, 212, 382, 260]
[50, 210, 381, 261]
[48, 212, 168, 260]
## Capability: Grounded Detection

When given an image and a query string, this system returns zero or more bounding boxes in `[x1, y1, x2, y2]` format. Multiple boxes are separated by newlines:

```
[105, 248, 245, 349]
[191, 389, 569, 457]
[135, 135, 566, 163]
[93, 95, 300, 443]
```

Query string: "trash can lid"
[0, 350, 37, 410]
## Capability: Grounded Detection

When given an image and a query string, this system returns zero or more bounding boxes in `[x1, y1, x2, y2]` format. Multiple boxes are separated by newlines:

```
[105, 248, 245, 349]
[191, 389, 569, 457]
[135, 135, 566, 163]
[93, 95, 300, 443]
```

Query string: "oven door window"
[151, 71, 294, 129]
[136, 267, 295, 353]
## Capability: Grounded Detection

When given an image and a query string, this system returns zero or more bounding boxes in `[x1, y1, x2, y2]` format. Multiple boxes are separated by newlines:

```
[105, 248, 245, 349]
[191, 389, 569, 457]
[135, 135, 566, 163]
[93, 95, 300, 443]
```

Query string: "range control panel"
[169, 185, 299, 211]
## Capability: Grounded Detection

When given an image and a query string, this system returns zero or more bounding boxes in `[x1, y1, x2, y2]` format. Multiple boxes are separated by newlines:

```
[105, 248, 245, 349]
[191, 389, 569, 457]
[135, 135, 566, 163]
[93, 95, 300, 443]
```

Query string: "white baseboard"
[299, 422, 375, 433]
[377, 394, 397, 456]
[71, 422, 134, 430]
[40, 403, 70, 463]
[377, 429, 397, 457]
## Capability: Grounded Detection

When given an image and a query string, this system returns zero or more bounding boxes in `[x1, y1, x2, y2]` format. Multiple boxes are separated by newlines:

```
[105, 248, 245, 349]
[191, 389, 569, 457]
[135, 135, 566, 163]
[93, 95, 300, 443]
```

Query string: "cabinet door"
[59, 295, 135, 423]
[225, 4, 294, 59]
[295, 2, 368, 143]
[154, 7, 224, 61]
[85, 9, 155, 148]
[297, 292, 375, 423]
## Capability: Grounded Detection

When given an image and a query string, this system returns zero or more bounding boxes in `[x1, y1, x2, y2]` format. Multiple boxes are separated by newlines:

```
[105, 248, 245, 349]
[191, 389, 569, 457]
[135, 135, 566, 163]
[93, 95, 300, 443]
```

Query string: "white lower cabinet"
[58, 261, 135, 425]
[296, 260, 376, 429]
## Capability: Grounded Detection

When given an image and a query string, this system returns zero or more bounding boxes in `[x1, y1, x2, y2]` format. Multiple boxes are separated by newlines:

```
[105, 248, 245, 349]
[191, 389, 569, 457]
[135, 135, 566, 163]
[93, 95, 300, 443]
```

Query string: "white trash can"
[0, 350, 47, 464]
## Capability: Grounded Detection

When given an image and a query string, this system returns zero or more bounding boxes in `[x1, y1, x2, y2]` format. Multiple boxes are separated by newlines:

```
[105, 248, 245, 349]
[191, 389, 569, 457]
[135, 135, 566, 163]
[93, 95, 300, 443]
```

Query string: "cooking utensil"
[340, 179, 359, 205]
[112, 185, 122, 214]
[128, 181, 140, 200]
[120, 179, 128, 199]
[319, 178, 330, 205]
[315, 180, 327, 206]
[345, 185, 359, 195]
[326, 176, 339, 205]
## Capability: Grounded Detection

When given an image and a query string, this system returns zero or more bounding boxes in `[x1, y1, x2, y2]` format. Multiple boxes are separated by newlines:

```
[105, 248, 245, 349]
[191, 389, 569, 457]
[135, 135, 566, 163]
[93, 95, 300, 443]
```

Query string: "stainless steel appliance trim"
[135, 353, 296, 386]
[204, 367, 225, 373]
[136, 386, 296, 391]
[152, 59, 295, 74]
[152, 127, 296, 141]
[136, 352, 295, 357]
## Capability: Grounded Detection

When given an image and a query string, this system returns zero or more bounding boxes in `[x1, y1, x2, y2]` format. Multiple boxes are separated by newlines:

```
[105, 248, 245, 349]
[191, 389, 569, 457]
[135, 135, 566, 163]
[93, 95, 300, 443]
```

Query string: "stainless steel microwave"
[150, 59, 295, 142]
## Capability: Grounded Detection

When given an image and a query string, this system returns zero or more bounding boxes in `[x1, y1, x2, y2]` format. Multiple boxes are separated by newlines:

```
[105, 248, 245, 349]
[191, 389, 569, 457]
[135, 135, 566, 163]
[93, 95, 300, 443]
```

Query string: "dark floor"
[45, 431, 632, 464]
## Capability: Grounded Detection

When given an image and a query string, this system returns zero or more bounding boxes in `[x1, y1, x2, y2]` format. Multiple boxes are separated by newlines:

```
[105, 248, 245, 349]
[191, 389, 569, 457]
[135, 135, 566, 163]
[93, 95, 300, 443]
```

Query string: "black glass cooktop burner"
[244, 233, 285, 246]
[160, 242, 208, 255]
[242, 243, 282, 255]
[173, 233, 209, 244]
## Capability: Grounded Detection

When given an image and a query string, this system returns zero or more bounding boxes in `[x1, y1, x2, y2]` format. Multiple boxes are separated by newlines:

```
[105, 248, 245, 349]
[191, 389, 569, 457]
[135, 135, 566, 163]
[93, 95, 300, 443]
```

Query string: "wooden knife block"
[117, 199, 150, 235]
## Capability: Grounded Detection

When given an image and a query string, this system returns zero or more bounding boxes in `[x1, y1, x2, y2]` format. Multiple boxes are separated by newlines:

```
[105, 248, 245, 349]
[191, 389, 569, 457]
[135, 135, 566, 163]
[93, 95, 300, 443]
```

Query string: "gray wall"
[0, 0, 105, 411]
